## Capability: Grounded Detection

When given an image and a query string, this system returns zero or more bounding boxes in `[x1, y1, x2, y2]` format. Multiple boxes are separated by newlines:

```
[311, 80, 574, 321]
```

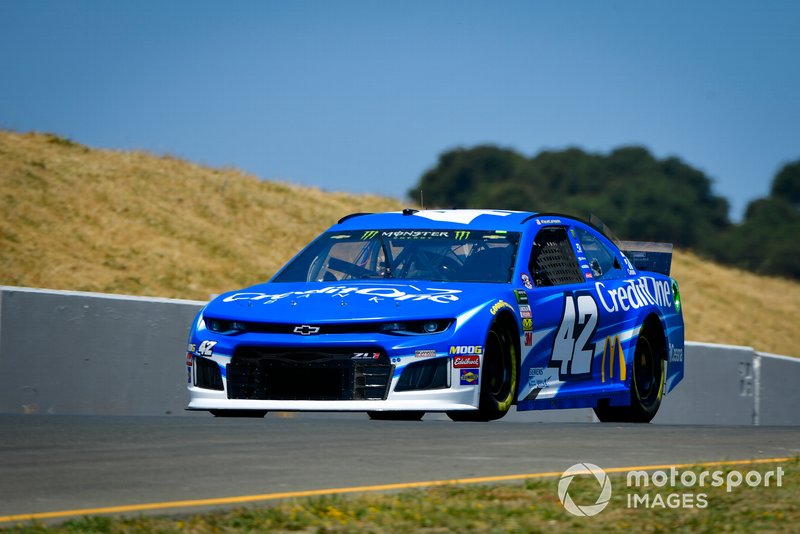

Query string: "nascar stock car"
[186, 209, 684, 422]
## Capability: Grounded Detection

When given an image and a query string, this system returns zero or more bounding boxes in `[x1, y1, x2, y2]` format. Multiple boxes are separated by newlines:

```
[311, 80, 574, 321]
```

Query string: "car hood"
[202, 280, 505, 323]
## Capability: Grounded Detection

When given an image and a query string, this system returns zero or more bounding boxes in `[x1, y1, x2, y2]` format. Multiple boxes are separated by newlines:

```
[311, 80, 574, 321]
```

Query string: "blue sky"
[1, 1, 798, 220]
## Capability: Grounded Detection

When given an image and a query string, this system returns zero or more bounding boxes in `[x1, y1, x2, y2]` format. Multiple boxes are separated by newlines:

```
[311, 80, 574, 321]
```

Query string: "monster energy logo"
[361, 230, 379, 240]
[454, 231, 471, 240]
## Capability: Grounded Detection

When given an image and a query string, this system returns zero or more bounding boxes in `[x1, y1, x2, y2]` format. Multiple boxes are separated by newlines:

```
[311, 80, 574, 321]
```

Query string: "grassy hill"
[1, 130, 798, 356]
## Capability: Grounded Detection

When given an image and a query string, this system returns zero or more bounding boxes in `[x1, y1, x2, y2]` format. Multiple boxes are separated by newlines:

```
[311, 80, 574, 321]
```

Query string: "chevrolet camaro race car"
[186, 209, 684, 422]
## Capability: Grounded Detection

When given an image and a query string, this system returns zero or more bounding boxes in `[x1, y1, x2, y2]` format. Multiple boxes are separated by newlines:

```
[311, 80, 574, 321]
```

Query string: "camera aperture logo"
[558, 463, 612, 517]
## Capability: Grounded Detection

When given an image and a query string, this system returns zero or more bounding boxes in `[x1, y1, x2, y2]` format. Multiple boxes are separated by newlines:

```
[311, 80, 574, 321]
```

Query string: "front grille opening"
[395, 358, 449, 392]
[195, 357, 224, 390]
[226, 347, 392, 401]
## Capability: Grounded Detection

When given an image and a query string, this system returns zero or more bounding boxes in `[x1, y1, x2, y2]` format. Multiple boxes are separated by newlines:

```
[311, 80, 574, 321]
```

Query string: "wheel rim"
[633, 335, 660, 406]
[484, 329, 510, 401]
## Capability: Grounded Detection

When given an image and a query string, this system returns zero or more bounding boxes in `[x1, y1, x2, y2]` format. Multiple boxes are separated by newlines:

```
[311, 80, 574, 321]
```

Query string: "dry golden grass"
[0, 130, 404, 300]
[1, 130, 798, 355]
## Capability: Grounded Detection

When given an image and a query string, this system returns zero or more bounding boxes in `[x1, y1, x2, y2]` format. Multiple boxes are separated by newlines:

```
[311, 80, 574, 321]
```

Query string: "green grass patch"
[3, 459, 796, 533]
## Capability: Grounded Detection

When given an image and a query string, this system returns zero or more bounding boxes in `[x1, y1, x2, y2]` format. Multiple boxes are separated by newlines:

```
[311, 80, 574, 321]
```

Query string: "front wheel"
[594, 326, 665, 423]
[448, 322, 517, 422]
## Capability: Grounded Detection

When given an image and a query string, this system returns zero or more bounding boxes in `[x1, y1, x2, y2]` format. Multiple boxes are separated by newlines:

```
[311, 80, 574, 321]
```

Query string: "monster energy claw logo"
[361, 230, 379, 240]
[455, 231, 471, 240]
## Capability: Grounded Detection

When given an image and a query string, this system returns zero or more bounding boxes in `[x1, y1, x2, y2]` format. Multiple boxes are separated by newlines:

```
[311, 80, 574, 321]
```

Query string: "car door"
[515, 222, 590, 409]
[516, 220, 631, 411]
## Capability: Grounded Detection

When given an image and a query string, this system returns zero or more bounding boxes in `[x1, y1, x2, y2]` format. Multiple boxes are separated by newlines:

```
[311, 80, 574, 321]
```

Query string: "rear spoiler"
[620, 241, 674, 276]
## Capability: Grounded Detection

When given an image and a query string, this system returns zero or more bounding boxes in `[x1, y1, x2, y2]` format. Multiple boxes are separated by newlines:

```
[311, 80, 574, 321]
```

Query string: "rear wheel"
[210, 410, 268, 418]
[594, 324, 665, 423]
[448, 322, 517, 422]
[367, 411, 424, 421]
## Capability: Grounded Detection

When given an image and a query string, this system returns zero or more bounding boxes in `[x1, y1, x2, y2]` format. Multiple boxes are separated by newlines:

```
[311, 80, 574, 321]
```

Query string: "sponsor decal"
[536, 218, 562, 225]
[522, 318, 533, 331]
[669, 343, 684, 363]
[528, 367, 552, 389]
[187, 343, 196, 353]
[454, 231, 471, 240]
[513, 289, 529, 304]
[415, 350, 437, 358]
[585, 272, 594, 279]
[594, 277, 673, 313]
[361, 230, 379, 240]
[490, 300, 513, 315]
[379, 230, 450, 239]
[519, 304, 532, 319]
[672, 280, 682, 313]
[224, 286, 463, 305]
[449, 345, 483, 355]
[575, 243, 583, 254]
[600, 336, 627, 383]
[453, 355, 481, 368]
[524, 331, 533, 346]
[521, 273, 534, 290]
[460, 369, 480, 385]
[197, 340, 217, 357]
[186, 353, 193, 366]
[622, 255, 637, 276]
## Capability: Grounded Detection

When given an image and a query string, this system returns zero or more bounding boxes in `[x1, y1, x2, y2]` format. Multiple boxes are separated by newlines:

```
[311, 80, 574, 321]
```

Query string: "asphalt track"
[1, 413, 798, 525]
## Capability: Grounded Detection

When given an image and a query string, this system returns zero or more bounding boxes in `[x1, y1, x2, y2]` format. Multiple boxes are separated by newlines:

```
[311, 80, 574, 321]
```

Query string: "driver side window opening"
[573, 227, 622, 280]
[529, 227, 584, 287]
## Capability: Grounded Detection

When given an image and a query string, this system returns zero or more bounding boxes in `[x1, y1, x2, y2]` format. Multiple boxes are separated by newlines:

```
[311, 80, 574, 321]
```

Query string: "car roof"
[331, 209, 544, 232]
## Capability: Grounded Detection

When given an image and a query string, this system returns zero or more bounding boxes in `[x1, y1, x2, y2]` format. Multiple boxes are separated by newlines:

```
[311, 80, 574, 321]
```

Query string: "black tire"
[447, 322, 518, 422]
[210, 409, 268, 418]
[367, 411, 425, 421]
[594, 324, 665, 423]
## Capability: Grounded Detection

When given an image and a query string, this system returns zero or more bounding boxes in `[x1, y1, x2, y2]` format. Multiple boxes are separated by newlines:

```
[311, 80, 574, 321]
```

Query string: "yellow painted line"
[0, 456, 792, 524]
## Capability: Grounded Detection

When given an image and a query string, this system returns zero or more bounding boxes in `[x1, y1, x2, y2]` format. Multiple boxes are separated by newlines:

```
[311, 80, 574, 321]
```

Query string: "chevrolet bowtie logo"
[293, 325, 320, 336]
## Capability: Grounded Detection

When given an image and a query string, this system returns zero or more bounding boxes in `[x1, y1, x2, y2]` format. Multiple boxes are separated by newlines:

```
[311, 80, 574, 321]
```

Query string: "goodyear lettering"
[595, 277, 672, 313]
[490, 300, 513, 315]
[450, 345, 483, 355]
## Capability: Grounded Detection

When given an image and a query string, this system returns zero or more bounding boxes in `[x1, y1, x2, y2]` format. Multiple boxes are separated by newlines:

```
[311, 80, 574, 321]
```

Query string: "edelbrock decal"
[223, 286, 462, 305]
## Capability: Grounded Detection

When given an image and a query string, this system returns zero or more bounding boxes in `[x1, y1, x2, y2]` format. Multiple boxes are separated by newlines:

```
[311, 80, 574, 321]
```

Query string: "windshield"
[273, 229, 520, 283]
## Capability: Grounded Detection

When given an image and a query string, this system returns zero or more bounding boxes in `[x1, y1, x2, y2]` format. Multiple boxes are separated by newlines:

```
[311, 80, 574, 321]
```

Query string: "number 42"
[550, 294, 598, 379]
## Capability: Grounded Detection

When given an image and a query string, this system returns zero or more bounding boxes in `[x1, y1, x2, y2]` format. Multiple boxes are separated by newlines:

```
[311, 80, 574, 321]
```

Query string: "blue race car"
[186, 209, 684, 422]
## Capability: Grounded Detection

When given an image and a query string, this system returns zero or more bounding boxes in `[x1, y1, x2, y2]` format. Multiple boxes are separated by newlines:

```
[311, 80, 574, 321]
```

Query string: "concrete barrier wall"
[0, 286, 204, 416]
[0, 286, 798, 425]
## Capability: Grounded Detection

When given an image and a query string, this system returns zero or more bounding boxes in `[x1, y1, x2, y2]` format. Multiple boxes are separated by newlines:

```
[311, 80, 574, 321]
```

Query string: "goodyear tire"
[448, 322, 517, 422]
[367, 411, 424, 421]
[594, 323, 665, 423]
[210, 410, 268, 418]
